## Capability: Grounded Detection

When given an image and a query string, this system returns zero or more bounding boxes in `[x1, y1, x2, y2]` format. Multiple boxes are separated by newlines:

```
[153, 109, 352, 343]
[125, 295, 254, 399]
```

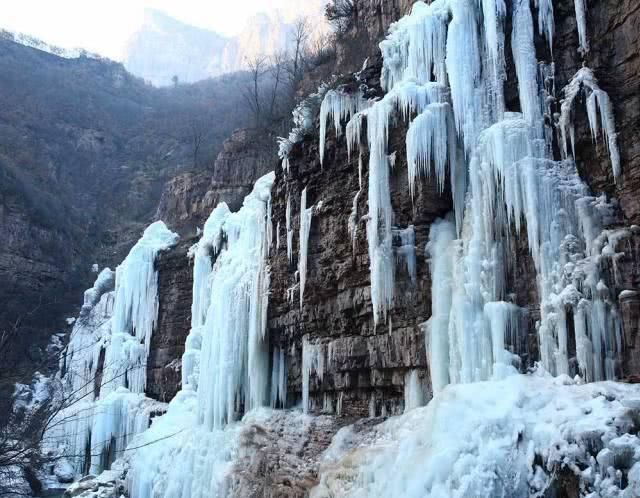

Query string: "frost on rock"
[559, 67, 621, 180]
[312, 374, 640, 498]
[279, 84, 331, 173]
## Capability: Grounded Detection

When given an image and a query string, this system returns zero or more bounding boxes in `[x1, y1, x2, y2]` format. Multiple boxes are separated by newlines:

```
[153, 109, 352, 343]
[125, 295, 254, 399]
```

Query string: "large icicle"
[574, 0, 589, 54]
[286, 194, 294, 263]
[197, 172, 275, 429]
[298, 187, 314, 309]
[46, 222, 177, 476]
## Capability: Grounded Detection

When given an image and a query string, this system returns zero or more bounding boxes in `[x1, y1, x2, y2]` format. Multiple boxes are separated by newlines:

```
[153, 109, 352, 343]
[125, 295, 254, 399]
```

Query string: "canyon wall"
[149, 0, 640, 416]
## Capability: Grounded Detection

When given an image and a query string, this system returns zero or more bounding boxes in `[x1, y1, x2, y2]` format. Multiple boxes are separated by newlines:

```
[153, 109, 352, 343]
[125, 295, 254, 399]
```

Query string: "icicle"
[394, 225, 417, 283]
[286, 194, 294, 263]
[299, 187, 314, 309]
[406, 102, 456, 195]
[559, 68, 621, 180]
[103, 221, 179, 396]
[512, 0, 542, 127]
[365, 100, 396, 325]
[348, 189, 362, 257]
[270, 347, 287, 408]
[426, 217, 456, 393]
[403, 370, 424, 412]
[574, 0, 589, 54]
[534, 0, 555, 48]
[320, 90, 369, 165]
[379, 0, 450, 91]
[302, 336, 325, 414]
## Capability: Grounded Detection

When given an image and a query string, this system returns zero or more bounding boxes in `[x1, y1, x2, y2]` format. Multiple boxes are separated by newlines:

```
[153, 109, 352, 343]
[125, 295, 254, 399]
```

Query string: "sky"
[0, 0, 294, 60]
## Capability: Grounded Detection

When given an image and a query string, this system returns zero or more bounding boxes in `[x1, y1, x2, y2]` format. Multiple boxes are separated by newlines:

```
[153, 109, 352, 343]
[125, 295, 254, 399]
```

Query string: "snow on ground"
[312, 371, 640, 498]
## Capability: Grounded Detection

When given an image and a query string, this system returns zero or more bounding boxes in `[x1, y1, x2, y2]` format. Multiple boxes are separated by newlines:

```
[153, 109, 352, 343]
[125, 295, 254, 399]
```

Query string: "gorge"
[4, 0, 640, 497]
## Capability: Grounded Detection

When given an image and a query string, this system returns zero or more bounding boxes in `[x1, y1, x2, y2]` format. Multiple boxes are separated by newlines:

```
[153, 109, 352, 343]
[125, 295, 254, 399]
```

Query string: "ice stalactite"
[127, 173, 277, 498]
[299, 187, 314, 309]
[403, 370, 424, 412]
[270, 347, 287, 408]
[574, 0, 589, 54]
[426, 217, 456, 393]
[379, 1, 449, 91]
[347, 189, 361, 256]
[512, 0, 542, 127]
[559, 67, 621, 180]
[196, 172, 275, 429]
[394, 226, 417, 284]
[279, 84, 330, 173]
[319, 90, 369, 165]
[286, 194, 294, 263]
[183, 203, 230, 391]
[302, 336, 325, 414]
[534, 0, 555, 47]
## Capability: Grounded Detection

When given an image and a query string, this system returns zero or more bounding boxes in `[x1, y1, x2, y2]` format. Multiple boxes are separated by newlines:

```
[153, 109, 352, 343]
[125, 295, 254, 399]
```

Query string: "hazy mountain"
[123, 3, 328, 86]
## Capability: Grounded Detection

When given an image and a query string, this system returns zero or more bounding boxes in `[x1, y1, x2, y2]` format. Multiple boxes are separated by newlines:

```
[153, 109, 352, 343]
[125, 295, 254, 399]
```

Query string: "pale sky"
[0, 0, 294, 60]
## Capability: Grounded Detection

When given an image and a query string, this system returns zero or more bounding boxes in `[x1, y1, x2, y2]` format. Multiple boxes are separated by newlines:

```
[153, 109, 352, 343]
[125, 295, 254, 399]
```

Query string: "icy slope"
[312, 372, 640, 498]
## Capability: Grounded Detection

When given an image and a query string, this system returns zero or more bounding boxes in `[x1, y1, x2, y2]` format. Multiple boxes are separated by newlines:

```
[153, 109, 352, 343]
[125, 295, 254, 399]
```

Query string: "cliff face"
[551, 0, 640, 377]
[148, 128, 276, 401]
[267, 94, 451, 417]
[147, 0, 640, 415]
[156, 129, 276, 236]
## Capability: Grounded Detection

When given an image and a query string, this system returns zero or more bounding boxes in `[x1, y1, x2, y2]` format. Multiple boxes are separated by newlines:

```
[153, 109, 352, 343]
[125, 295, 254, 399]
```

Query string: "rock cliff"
[148, 0, 640, 415]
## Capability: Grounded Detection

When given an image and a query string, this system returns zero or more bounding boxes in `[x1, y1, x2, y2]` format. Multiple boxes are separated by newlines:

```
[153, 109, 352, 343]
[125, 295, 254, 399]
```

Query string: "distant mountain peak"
[122, 2, 328, 87]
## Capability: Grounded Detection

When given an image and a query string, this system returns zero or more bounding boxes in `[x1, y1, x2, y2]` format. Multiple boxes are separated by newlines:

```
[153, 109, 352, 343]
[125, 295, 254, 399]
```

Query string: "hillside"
[0, 37, 253, 381]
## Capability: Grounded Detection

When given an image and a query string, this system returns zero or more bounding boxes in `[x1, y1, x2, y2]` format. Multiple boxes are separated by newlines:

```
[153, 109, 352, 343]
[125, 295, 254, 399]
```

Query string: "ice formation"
[559, 67, 621, 180]
[127, 172, 278, 498]
[46, 222, 178, 476]
[45, 1, 635, 497]
[286, 194, 294, 262]
[312, 373, 640, 498]
[574, 0, 589, 54]
[298, 187, 314, 308]
[192, 172, 275, 429]
[322, 0, 624, 388]
[302, 336, 325, 414]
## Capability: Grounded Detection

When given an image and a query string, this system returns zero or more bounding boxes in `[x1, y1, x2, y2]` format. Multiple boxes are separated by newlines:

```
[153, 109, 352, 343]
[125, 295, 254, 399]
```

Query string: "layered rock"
[156, 129, 276, 236]
[147, 239, 195, 402]
[267, 107, 451, 417]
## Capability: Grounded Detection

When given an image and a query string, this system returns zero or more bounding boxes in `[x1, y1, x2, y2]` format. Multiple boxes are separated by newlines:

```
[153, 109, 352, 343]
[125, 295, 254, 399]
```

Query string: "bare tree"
[242, 55, 269, 128]
[289, 17, 312, 86]
[267, 51, 288, 127]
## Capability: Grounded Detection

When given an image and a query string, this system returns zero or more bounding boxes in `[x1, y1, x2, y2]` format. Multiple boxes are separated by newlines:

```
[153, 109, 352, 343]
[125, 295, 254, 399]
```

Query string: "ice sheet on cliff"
[45, 221, 178, 476]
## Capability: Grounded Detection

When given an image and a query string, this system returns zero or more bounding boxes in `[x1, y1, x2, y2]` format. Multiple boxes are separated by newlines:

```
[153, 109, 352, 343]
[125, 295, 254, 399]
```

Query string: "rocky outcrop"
[156, 129, 276, 236]
[147, 240, 195, 402]
[228, 411, 352, 498]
